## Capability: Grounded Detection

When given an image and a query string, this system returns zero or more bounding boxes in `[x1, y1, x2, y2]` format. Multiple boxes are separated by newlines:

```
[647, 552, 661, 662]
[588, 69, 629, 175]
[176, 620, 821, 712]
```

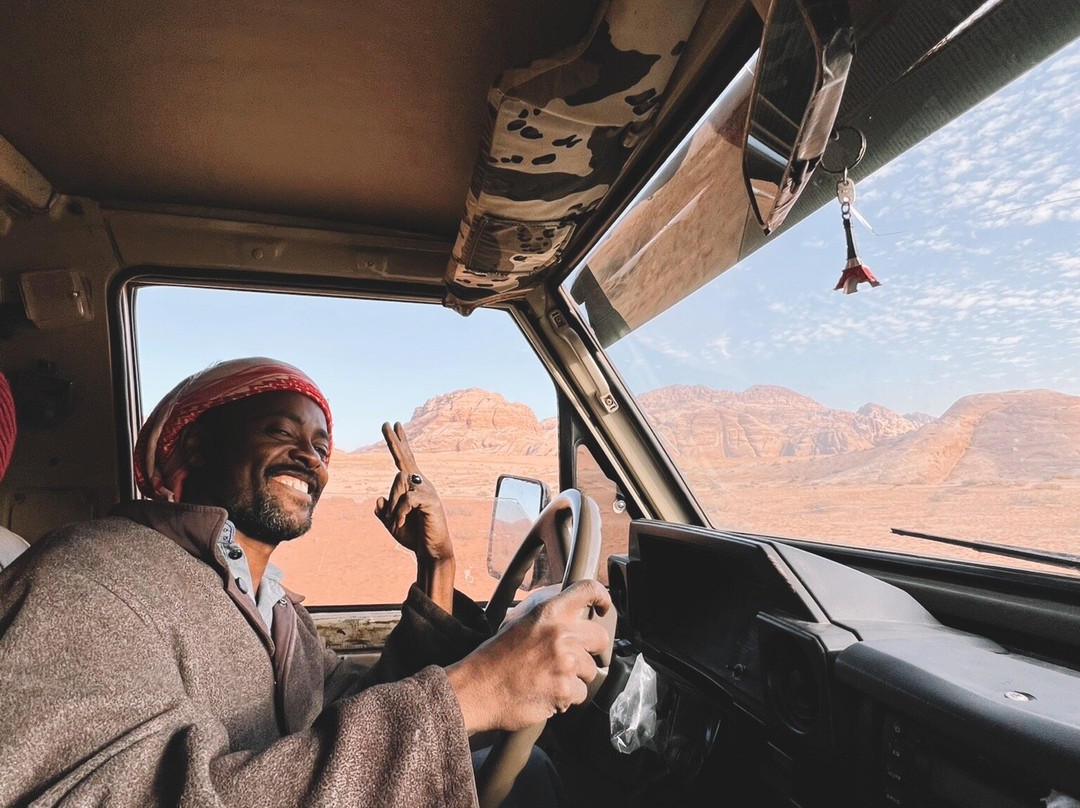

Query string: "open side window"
[129, 283, 559, 612]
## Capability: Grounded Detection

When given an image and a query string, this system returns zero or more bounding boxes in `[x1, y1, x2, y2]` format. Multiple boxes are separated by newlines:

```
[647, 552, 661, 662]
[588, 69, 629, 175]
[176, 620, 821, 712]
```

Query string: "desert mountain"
[353, 388, 557, 455]
[357, 384, 925, 460]
[352, 384, 1080, 485]
[904, 412, 936, 426]
[637, 385, 926, 459]
[819, 389, 1080, 484]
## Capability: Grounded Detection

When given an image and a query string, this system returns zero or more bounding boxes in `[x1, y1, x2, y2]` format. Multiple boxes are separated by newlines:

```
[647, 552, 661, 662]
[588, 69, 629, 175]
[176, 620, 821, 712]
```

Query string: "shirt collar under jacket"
[109, 500, 305, 643]
[217, 520, 286, 631]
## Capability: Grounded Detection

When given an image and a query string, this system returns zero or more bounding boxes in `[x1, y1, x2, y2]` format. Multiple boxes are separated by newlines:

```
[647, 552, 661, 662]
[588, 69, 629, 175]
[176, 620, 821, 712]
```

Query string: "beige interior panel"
[0, 1, 600, 236]
[4, 488, 98, 543]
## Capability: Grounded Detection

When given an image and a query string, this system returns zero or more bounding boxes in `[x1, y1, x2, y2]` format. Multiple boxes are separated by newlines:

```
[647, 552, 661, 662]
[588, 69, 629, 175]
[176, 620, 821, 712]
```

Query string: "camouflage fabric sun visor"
[444, 0, 706, 314]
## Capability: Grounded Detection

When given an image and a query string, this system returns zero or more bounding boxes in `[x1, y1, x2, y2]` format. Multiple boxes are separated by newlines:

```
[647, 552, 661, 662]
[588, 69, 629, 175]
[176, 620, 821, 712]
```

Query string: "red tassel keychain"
[834, 172, 880, 294]
[822, 127, 880, 294]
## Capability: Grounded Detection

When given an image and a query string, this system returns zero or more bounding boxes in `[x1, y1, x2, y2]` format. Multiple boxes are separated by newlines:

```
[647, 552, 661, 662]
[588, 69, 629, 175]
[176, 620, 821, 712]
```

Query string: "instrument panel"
[625, 523, 826, 719]
[612, 521, 1080, 806]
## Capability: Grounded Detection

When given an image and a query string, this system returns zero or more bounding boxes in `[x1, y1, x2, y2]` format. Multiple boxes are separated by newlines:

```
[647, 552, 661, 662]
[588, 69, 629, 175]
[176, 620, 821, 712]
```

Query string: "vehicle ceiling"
[2, 0, 1077, 301]
[0, 1, 600, 236]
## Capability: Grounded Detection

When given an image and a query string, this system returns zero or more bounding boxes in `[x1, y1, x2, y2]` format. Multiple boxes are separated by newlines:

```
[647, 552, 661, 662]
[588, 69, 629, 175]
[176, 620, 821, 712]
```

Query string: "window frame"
[110, 266, 569, 611]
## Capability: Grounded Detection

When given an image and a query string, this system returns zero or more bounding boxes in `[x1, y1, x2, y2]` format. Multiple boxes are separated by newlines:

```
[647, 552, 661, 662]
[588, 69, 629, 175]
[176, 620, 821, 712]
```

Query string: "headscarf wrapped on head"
[0, 372, 15, 482]
[134, 358, 332, 502]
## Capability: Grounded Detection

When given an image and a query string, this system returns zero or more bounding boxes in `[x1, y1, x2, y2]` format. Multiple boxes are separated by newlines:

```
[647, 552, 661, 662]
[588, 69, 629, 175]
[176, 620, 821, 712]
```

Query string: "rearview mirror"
[743, 0, 855, 233]
[486, 475, 554, 590]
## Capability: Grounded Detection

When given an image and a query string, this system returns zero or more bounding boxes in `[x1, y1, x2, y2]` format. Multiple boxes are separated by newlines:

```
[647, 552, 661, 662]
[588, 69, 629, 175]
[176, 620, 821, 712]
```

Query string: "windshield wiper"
[891, 528, 1080, 573]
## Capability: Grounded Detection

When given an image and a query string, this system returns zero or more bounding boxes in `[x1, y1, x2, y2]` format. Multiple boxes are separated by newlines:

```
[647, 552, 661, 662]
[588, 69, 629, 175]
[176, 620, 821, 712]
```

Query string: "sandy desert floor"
[273, 453, 1080, 606]
[272, 453, 561, 606]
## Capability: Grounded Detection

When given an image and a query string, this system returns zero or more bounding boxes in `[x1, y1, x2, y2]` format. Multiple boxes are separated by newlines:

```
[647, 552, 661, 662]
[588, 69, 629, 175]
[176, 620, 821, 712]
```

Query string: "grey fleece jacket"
[0, 500, 491, 807]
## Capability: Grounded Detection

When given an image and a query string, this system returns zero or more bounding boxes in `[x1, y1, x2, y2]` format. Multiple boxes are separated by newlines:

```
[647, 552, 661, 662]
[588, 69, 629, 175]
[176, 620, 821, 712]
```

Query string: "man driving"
[0, 357, 610, 807]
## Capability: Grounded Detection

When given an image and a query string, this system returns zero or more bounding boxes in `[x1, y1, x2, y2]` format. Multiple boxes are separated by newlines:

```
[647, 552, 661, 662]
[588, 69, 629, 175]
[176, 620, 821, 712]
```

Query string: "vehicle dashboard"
[605, 521, 1080, 807]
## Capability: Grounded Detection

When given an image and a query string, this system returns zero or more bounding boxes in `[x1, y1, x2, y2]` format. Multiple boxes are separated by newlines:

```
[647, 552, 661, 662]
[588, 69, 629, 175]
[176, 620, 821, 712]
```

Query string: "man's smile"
[271, 475, 309, 494]
[266, 466, 320, 504]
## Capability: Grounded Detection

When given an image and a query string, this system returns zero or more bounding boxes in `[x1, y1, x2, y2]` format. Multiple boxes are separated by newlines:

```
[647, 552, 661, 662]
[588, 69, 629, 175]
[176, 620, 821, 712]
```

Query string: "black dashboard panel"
[836, 636, 1080, 798]
[628, 523, 826, 715]
[620, 521, 1080, 806]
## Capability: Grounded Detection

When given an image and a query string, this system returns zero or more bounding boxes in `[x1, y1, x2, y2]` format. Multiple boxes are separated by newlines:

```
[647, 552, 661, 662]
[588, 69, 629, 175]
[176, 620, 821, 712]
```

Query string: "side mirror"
[487, 475, 555, 590]
[743, 0, 855, 233]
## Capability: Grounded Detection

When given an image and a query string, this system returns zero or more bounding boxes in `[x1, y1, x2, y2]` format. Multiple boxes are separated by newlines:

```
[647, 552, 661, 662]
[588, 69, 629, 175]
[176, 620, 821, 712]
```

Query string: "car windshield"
[565, 37, 1080, 575]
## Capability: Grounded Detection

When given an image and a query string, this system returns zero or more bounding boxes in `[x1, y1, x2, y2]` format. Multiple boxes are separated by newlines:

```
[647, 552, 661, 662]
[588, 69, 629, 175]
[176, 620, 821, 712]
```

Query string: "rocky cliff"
[353, 384, 1080, 485]
[637, 384, 927, 459]
[821, 389, 1080, 484]
[353, 388, 557, 455]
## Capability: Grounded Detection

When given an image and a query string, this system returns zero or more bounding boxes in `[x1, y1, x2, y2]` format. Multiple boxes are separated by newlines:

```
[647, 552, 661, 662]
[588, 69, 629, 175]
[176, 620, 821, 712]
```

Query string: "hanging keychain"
[822, 127, 880, 294]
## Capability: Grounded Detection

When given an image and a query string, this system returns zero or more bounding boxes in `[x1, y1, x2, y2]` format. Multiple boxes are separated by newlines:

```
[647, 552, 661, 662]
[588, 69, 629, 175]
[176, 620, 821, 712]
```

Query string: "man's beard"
[229, 494, 312, 545]
[225, 470, 320, 545]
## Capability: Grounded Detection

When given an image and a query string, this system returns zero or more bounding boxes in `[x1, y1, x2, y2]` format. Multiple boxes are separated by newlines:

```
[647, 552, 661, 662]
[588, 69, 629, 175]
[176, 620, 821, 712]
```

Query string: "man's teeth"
[273, 475, 309, 494]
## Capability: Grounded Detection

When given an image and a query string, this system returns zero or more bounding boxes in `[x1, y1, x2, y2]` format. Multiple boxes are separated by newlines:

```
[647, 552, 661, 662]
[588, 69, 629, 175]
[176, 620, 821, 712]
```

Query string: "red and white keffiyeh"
[134, 358, 332, 501]
[0, 372, 15, 482]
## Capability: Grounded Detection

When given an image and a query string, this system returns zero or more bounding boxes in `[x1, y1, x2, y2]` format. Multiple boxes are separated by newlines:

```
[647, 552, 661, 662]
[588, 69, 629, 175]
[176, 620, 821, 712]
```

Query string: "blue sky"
[139, 36, 1080, 446]
[607, 37, 1080, 418]
[135, 290, 556, 451]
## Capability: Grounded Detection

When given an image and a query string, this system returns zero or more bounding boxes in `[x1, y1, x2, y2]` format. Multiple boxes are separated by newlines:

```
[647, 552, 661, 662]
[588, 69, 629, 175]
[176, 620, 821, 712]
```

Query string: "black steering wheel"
[475, 489, 615, 808]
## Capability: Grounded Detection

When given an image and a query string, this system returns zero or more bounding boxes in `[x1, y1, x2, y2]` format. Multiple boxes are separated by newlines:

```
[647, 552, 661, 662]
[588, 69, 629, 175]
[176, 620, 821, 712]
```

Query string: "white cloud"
[944, 158, 977, 180]
[707, 336, 731, 359]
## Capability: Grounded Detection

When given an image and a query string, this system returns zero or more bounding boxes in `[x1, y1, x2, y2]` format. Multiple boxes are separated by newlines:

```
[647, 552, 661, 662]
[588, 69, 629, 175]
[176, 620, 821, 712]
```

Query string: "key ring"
[819, 125, 867, 175]
[824, 125, 879, 294]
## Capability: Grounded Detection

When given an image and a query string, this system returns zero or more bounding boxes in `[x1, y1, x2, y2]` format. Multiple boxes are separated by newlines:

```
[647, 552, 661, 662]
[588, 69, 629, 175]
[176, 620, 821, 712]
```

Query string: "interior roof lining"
[0, 0, 601, 235]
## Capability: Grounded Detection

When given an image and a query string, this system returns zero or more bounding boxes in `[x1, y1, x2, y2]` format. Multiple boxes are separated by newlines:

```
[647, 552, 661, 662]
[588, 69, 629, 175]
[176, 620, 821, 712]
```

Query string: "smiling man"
[0, 358, 609, 807]
[168, 386, 336, 627]
[185, 389, 331, 541]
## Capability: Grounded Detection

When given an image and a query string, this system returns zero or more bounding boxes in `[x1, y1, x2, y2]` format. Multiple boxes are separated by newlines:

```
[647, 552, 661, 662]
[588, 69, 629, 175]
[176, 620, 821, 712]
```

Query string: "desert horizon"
[274, 383, 1080, 605]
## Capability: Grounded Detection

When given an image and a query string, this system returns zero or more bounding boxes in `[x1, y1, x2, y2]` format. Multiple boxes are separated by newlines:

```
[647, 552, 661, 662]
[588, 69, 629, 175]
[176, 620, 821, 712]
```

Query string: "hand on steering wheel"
[471, 490, 616, 808]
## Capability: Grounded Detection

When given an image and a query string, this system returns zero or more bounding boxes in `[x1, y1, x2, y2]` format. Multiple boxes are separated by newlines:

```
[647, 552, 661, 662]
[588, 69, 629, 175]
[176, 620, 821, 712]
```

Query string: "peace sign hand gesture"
[374, 422, 456, 611]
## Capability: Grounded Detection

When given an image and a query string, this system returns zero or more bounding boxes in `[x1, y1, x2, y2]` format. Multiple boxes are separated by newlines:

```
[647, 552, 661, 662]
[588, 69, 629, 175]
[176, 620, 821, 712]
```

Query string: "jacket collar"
[111, 498, 310, 735]
[110, 499, 229, 561]
[108, 499, 305, 605]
